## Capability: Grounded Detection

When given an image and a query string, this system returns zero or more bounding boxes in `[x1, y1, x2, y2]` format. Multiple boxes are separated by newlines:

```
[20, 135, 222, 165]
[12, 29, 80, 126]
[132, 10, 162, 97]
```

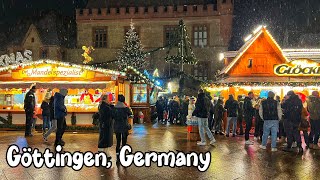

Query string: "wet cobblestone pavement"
[0, 123, 319, 180]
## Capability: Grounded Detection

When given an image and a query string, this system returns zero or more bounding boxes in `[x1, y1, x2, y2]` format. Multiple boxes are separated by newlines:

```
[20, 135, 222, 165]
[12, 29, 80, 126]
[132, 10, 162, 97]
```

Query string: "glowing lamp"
[219, 53, 225, 61]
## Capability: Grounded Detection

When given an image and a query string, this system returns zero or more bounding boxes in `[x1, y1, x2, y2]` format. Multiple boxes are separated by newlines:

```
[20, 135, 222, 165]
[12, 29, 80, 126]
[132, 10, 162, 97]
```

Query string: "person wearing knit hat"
[53, 88, 68, 147]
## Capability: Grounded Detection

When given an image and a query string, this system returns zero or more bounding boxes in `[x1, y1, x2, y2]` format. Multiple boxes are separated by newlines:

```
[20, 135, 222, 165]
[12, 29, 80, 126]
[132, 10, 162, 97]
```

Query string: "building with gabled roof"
[206, 26, 320, 100]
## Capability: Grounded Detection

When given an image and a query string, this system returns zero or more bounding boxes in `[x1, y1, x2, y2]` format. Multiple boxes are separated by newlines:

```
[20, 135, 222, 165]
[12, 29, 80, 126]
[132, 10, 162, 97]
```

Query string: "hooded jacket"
[54, 92, 67, 119]
[243, 97, 255, 119]
[113, 102, 132, 133]
[282, 94, 303, 123]
[98, 102, 114, 148]
[24, 90, 36, 113]
[192, 93, 210, 118]
[306, 95, 320, 120]
[224, 97, 239, 117]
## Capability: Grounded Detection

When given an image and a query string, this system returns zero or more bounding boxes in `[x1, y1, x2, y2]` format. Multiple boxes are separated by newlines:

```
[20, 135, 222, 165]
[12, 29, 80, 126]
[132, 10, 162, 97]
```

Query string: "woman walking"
[98, 95, 114, 160]
[41, 94, 51, 134]
[113, 94, 132, 162]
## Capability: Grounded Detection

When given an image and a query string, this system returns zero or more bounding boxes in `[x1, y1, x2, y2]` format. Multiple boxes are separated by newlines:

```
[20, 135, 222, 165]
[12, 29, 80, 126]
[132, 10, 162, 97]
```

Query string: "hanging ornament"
[82, 46, 95, 64]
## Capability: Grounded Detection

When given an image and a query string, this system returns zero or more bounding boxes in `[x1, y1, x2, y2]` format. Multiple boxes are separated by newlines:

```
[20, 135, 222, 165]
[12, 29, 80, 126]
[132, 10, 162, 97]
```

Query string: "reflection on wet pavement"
[0, 123, 319, 180]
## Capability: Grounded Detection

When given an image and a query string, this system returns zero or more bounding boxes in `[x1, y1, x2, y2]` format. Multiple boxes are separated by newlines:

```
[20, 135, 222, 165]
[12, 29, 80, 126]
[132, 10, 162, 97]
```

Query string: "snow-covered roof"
[224, 49, 320, 61]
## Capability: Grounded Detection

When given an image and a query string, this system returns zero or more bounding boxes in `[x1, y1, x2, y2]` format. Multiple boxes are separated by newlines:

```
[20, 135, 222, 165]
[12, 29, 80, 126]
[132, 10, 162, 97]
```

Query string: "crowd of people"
[24, 85, 133, 162]
[156, 89, 320, 152]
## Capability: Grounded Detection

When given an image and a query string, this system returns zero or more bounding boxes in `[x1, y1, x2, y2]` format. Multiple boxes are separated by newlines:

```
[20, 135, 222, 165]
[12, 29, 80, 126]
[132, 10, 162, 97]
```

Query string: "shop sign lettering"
[0, 50, 32, 66]
[274, 59, 320, 76]
[18, 66, 88, 78]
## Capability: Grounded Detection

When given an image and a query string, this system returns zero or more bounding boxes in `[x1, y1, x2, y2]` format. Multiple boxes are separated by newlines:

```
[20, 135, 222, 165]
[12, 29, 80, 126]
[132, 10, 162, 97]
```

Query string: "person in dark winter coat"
[169, 96, 180, 124]
[237, 95, 244, 135]
[156, 97, 165, 123]
[98, 95, 114, 160]
[254, 98, 264, 141]
[113, 94, 132, 161]
[54, 89, 68, 147]
[306, 91, 320, 149]
[41, 97, 51, 134]
[208, 96, 215, 131]
[243, 92, 255, 145]
[214, 99, 226, 135]
[224, 95, 239, 137]
[43, 91, 57, 142]
[181, 96, 190, 125]
[192, 89, 216, 146]
[282, 90, 303, 153]
[24, 85, 36, 137]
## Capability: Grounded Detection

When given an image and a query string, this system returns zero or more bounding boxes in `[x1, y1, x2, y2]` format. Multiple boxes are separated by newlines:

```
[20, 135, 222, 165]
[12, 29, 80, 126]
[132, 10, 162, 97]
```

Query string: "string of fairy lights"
[207, 81, 320, 88]
[164, 20, 198, 65]
[0, 59, 163, 90]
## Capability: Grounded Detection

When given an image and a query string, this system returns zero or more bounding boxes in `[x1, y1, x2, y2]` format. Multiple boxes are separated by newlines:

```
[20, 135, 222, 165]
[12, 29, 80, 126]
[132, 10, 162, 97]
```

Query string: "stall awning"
[0, 82, 109, 89]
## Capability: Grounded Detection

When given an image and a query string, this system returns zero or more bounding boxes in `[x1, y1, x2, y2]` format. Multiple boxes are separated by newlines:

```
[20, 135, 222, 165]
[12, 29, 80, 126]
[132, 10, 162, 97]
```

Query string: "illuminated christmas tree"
[117, 21, 146, 70]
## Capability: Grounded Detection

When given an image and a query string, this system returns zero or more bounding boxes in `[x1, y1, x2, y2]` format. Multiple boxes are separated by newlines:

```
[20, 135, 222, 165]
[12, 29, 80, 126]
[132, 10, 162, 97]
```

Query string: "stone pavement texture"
[0, 123, 319, 180]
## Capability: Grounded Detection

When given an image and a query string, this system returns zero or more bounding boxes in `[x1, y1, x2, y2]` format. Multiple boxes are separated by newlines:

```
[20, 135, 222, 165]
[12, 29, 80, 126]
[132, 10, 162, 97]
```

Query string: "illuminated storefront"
[0, 59, 162, 125]
[0, 60, 126, 125]
[206, 26, 320, 100]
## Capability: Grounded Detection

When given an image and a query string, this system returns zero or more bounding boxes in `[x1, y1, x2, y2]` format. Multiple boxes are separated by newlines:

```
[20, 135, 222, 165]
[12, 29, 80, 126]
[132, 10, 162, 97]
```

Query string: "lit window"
[193, 25, 208, 47]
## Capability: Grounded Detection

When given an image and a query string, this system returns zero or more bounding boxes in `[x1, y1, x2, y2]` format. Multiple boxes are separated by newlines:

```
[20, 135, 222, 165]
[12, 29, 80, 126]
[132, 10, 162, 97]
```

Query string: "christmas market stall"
[206, 26, 320, 100]
[0, 59, 127, 125]
[123, 66, 163, 123]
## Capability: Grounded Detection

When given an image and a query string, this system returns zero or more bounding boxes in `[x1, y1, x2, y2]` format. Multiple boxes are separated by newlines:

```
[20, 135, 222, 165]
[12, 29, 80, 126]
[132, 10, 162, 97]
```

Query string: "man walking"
[54, 88, 68, 147]
[243, 92, 255, 145]
[193, 89, 216, 146]
[282, 91, 303, 153]
[24, 85, 36, 137]
[306, 91, 320, 150]
[259, 91, 282, 152]
[224, 95, 239, 137]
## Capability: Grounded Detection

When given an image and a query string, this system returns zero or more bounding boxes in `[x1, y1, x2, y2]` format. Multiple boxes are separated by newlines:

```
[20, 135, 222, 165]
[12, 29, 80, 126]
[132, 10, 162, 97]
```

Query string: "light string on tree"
[164, 19, 198, 65]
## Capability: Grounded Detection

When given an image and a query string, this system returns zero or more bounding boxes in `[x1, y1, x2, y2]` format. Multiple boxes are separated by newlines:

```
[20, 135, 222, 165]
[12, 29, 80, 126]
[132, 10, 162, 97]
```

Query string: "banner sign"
[274, 59, 320, 76]
[12, 65, 95, 79]
[0, 50, 32, 66]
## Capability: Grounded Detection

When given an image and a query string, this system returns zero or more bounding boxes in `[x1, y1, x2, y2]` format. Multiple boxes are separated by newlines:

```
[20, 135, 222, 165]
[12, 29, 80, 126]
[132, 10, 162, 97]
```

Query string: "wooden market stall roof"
[220, 26, 289, 75]
[215, 26, 320, 85]
[0, 59, 126, 88]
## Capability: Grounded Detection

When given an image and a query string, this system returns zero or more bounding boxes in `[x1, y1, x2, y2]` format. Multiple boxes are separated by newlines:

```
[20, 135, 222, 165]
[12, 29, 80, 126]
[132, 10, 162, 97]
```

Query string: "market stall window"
[132, 84, 147, 104]
[149, 87, 158, 105]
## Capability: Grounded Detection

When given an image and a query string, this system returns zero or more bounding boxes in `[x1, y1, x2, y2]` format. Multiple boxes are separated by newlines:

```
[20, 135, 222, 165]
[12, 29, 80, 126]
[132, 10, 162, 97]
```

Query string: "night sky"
[1, 0, 320, 50]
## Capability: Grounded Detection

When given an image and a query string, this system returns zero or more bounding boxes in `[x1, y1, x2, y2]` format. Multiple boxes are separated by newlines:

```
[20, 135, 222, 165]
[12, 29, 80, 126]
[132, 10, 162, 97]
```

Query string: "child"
[163, 110, 168, 124]
[41, 95, 51, 134]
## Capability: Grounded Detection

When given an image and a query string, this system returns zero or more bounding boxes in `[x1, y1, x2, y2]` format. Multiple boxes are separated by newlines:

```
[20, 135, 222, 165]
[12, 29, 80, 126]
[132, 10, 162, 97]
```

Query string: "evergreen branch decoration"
[165, 20, 198, 65]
